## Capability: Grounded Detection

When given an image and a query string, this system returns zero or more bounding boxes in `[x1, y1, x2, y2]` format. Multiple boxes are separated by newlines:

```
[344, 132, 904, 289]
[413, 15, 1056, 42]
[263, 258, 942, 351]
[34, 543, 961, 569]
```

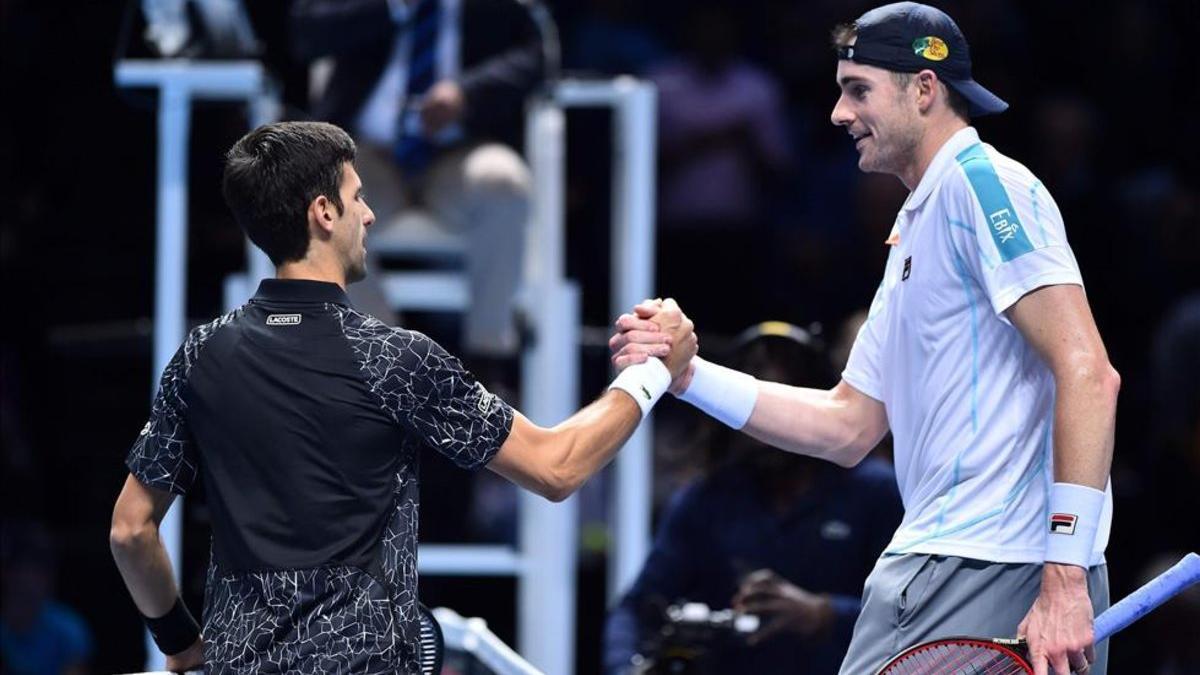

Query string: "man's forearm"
[1051, 361, 1119, 489]
[742, 381, 883, 468]
[495, 390, 643, 502]
[111, 523, 182, 618]
[1039, 360, 1118, 572]
[547, 390, 643, 496]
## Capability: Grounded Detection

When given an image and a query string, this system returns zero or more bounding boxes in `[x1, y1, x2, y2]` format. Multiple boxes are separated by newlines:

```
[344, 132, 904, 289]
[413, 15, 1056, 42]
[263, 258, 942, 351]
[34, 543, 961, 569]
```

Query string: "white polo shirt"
[843, 126, 1112, 565]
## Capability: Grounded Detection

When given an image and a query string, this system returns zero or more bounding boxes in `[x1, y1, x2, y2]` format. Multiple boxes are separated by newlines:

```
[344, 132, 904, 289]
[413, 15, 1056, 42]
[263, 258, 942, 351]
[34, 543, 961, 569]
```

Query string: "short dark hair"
[831, 22, 856, 49]
[222, 121, 357, 265]
[830, 23, 970, 122]
[943, 85, 971, 121]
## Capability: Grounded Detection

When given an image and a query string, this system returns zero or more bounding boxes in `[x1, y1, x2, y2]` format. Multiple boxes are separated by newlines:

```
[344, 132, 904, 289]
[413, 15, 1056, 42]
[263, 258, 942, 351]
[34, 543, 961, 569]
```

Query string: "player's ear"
[308, 194, 337, 237]
[916, 70, 938, 114]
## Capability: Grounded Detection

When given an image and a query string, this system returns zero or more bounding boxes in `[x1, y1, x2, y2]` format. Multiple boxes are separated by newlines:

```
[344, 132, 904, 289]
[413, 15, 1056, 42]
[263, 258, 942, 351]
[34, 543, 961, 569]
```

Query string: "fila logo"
[1049, 513, 1078, 535]
[902, 256, 912, 281]
[640, 385, 652, 400]
[266, 314, 302, 326]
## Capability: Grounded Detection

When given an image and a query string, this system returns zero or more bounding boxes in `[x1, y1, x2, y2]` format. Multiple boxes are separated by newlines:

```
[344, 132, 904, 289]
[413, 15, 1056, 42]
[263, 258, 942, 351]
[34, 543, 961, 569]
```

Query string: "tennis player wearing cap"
[610, 4, 1117, 674]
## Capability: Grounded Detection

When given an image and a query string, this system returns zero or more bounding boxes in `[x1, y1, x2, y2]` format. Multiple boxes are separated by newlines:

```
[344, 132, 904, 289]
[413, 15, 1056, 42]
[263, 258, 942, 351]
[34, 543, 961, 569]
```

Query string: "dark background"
[2, 0, 1197, 673]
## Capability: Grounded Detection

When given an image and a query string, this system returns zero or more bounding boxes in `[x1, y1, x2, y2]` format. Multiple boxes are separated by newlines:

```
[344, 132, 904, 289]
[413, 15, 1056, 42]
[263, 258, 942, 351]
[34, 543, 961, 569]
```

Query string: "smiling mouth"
[854, 132, 872, 148]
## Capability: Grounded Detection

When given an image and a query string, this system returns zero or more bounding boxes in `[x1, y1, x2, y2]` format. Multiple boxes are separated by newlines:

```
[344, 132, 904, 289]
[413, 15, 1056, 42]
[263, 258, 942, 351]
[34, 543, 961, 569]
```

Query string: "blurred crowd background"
[2, 0, 1197, 673]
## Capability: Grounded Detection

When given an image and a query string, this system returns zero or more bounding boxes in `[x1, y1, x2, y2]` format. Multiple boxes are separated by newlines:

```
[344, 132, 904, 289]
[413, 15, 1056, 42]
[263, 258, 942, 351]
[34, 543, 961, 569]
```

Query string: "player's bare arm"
[1008, 283, 1120, 675]
[610, 300, 889, 467]
[491, 299, 697, 501]
[110, 476, 204, 670]
[1007, 284, 1119, 491]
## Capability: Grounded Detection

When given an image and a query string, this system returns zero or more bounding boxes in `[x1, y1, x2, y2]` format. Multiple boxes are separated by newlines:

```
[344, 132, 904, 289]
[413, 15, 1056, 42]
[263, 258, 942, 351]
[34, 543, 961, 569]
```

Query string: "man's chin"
[857, 155, 894, 176]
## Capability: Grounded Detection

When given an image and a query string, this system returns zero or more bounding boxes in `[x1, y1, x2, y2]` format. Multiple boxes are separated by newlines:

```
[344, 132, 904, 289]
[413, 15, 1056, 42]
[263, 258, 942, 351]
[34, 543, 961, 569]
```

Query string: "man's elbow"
[829, 436, 872, 469]
[1103, 364, 1121, 400]
[542, 485, 572, 503]
[109, 516, 156, 559]
[1066, 356, 1121, 402]
[826, 418, 883, 469]
[540, 466, 582, 503]
[530, 480, 573, 503]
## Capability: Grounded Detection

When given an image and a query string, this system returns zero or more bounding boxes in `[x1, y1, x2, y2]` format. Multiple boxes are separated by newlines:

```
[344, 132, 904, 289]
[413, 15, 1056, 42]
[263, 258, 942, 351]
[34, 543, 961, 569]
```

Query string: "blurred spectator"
[603, 323, 901, 674]
[650, 2, 792, 332]
[1032, 95, 1101, 202]
[290, 0, 543, 372]
[1, 347, 38, 508]
[567, 0, 667, 76]
[776, 169, 905, 326]
[1150, 293, 1200, 468]
[1, 521, 92, 675]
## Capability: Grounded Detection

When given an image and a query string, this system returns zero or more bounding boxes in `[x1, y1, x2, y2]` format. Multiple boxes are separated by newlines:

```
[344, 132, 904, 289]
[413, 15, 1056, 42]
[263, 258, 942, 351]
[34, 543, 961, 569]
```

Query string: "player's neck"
[899, 118, 969, 190]
[276, 257, 348, 290]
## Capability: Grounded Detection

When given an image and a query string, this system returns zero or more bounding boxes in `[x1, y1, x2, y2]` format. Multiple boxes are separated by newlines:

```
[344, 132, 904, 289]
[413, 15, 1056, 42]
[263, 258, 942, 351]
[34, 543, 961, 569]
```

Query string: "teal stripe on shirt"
[956, 143, 1035, 262]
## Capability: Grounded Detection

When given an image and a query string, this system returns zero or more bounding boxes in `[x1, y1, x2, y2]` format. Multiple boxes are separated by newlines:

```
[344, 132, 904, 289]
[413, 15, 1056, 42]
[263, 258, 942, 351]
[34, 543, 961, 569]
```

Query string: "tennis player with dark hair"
[611, 4, 1118, 675]
[109, 120, 696, 673]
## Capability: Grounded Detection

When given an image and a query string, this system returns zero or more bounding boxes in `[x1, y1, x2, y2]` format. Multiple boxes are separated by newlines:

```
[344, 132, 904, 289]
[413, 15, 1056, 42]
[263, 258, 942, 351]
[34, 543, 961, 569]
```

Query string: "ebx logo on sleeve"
[912, 36, 949, 61]
[266, 314, 303, 326]
[1049, 512, 1078, 535]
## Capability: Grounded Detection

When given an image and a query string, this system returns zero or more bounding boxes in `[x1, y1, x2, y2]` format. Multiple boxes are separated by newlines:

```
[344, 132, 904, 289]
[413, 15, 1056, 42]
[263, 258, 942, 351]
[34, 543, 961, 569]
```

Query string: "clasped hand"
[610, 298, 698, 392]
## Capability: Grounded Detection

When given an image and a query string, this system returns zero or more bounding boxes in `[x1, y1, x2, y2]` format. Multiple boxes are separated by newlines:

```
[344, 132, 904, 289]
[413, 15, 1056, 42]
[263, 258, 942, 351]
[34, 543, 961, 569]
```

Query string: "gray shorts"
[838, 554, 1110, 674]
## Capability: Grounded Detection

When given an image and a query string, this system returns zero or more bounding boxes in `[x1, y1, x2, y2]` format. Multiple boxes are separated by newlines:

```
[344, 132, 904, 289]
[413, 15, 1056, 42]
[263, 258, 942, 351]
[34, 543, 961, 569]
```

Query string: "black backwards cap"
[838, 2, 1008, 116]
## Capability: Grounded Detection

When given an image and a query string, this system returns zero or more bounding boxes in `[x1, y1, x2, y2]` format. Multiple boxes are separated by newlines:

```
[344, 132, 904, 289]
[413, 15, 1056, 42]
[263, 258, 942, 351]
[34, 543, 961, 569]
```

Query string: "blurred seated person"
[0, 520, 92, 675]
[603, 323, 902, 674]
[650, 3, 792, 332]
[290, 0, 543, 369]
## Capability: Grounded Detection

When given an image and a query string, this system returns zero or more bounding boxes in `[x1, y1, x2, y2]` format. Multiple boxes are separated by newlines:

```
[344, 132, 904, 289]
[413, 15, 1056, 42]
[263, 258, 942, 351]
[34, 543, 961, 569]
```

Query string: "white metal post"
[607, 79, 658, 602]
[517, 98, 578, 675]
[146, 80, 191, 672]
[551, 78, 659, 603]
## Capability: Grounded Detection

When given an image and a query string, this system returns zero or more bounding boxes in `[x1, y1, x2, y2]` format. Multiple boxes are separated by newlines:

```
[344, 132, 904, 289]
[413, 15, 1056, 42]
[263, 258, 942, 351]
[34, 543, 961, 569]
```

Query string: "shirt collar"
[252, 279, 352, 306]
[901, 126, 980, 213]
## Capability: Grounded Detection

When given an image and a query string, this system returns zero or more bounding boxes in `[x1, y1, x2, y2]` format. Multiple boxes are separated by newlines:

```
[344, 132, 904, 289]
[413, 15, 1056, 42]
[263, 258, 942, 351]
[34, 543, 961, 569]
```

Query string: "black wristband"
[143, 597, 200, 656]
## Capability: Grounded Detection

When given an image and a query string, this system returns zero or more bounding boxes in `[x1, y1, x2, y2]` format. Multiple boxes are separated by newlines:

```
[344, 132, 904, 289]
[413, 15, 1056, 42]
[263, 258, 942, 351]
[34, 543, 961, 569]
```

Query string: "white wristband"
[609, 358, 672, 417]
[1044, 482, 1105, 568]
[677, 357, 758, 429]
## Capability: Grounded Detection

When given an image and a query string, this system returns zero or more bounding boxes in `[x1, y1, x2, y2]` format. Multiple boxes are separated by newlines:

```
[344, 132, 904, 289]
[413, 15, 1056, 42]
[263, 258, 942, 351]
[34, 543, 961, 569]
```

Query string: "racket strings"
[881, 641, 1030, 674]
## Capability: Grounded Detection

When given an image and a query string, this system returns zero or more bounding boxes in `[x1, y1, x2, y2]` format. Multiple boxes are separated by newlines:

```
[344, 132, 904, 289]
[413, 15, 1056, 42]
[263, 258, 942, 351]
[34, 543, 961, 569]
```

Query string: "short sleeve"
[948, 145, 1083, 317]
[372, 329, 514, 470]
[126, 342, 199, 495]
[842, 281, 888, 402]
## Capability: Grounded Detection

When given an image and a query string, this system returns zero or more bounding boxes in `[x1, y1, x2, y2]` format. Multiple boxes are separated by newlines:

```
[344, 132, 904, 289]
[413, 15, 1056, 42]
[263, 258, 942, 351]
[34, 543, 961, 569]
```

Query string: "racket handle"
[1093, 552, 1200, 642]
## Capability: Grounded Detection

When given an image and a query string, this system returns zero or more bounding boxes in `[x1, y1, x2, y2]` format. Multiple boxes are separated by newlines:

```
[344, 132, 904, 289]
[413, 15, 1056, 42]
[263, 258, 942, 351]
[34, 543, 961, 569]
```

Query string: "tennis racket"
[875, 552, 1200, 674]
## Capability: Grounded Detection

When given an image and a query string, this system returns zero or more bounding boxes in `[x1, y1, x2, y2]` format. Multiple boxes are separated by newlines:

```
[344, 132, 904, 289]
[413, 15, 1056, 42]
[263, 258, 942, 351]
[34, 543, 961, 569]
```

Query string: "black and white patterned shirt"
[126, 279, 513, 673]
